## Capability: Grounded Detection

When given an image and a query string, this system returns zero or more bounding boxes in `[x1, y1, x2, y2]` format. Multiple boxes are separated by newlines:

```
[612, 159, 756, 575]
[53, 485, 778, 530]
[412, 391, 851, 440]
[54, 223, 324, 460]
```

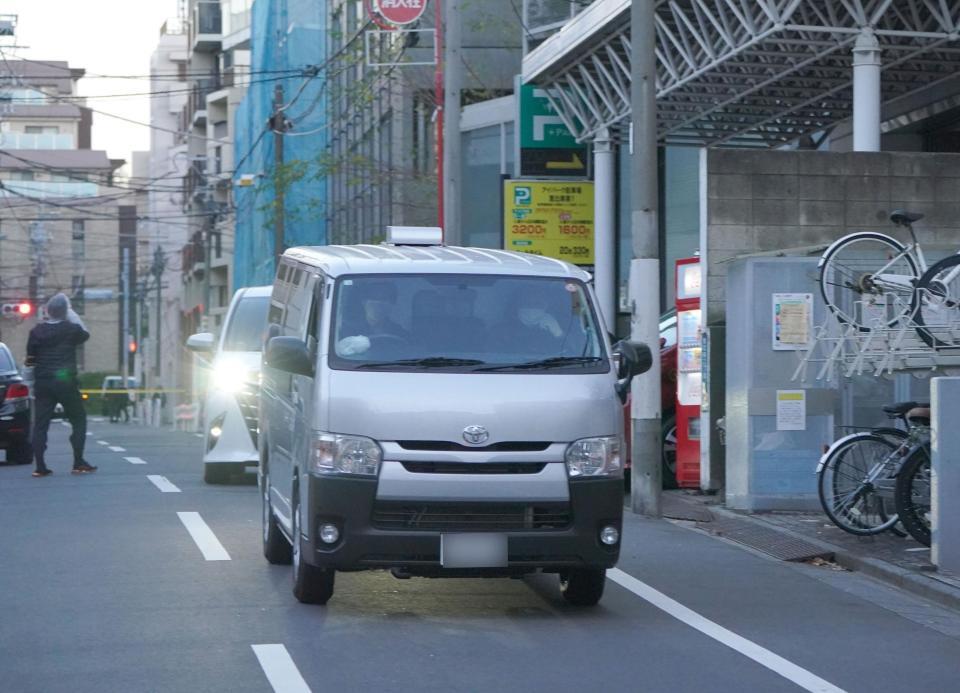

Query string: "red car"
[623, 310, 678, 489]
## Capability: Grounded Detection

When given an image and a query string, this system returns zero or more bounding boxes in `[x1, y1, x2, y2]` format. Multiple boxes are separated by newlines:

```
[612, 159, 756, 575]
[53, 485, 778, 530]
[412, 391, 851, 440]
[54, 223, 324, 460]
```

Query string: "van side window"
[269, 260, 294, 327]
[306, 276, 325, 347]
[282, 269, 312, 338]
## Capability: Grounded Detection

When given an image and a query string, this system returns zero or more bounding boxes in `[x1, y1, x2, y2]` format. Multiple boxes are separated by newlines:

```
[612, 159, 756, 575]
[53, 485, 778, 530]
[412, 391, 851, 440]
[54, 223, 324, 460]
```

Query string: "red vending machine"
[674, 257, 702, 488]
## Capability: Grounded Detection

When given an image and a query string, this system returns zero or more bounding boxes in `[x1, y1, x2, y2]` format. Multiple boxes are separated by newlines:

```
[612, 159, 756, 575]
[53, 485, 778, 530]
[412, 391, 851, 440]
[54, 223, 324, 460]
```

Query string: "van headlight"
[310, 433, 383, 477]
[565, 436, 622, 479]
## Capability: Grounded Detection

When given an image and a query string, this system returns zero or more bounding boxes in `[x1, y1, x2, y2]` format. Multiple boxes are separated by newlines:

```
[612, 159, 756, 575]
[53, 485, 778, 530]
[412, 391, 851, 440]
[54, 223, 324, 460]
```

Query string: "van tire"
[292, 498, 335, 604]
[204, 462, 232, 484]
[559, 568, 606, 606]
[262, 470, 292, 564]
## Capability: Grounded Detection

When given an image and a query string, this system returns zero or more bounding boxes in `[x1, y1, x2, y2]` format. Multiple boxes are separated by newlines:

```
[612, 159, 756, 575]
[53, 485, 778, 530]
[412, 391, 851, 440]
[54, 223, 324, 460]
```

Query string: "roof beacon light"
[384, 226, 443, 247]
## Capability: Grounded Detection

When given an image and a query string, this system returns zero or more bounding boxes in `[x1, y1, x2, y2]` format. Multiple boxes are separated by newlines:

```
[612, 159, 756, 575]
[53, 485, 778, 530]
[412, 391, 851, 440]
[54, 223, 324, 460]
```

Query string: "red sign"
[375, 0, 428, 26]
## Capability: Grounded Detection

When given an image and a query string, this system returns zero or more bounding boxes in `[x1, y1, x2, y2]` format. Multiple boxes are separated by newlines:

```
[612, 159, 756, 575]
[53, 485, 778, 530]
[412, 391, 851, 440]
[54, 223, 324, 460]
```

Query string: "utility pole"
[121, 247, 131, 382]
[134, 279, 144, 390]
[271, 83, 286, 266]
[441, 0, 461, 244]
[630, 0, 663, 517]
[151, 246, 166, 378]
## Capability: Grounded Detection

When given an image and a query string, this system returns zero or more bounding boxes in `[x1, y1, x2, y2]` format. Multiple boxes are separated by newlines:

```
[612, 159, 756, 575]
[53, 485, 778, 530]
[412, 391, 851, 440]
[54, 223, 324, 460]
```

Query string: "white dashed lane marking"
[607, 569, 846, 693]
[124, 457, 147, 465]
[109, 446, 126, 452]
[252, 645, 311, 693]
[147, 475, 180, 493]
[176, 512, 230, 561]
[97, 441, 109, 446]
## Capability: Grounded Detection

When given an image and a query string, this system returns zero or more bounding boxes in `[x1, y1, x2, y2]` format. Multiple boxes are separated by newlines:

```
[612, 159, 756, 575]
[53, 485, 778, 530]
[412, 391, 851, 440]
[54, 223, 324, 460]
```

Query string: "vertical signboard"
[515, 79, 588, 178]
[503, 180, 594, 265]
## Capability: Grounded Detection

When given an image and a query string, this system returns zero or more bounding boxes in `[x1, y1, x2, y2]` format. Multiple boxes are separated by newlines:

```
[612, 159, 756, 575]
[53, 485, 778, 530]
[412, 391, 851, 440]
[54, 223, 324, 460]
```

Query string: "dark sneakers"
[32, 469, 53, 477]
[71, 462, 98, 474]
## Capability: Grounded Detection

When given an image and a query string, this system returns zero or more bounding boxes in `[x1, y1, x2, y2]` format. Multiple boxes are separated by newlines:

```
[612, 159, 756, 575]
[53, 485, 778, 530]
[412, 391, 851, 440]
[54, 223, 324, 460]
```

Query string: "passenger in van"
[491, 284, 569, 355]
[337, 281, 408, 356]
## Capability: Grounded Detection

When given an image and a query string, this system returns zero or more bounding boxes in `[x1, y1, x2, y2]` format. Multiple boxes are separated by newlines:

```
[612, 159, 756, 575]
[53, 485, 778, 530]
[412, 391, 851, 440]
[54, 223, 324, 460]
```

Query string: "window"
[0, 346, 14, 372]
[330, 274, 606, 372]
[222, 295, 270, 352]
[25, 125, 59, 134]
[72, 219, 85, 265]
[71, 275, 85, 314]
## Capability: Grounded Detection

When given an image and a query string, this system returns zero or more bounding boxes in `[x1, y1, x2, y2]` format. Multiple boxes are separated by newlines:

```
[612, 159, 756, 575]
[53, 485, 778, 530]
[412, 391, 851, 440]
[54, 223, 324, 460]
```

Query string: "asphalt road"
[2, 421, 960, 693]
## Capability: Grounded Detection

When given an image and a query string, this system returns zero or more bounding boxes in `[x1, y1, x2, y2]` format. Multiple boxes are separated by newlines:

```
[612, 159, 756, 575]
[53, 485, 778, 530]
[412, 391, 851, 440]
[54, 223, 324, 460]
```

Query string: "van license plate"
[441, 533, 508, 568]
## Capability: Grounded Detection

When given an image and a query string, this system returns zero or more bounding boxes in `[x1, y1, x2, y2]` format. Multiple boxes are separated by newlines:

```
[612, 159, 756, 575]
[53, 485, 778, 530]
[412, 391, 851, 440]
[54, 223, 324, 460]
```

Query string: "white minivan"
[259, 229, 651, 606]
[187, 286, 271, 483]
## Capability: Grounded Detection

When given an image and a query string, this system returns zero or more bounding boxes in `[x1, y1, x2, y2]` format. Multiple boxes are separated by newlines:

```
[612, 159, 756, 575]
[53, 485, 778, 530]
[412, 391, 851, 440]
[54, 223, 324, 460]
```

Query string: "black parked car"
[0, 342, 32, 464]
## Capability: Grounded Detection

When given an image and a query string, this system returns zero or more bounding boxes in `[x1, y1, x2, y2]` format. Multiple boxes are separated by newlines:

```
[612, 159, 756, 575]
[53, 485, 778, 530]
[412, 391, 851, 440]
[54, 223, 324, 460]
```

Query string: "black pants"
[33, 378, 87, 471]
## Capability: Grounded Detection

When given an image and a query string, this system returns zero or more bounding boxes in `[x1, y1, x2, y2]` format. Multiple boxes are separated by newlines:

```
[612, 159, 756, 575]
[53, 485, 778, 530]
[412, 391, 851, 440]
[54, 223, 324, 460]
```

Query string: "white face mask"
[519, 308, 544, 326]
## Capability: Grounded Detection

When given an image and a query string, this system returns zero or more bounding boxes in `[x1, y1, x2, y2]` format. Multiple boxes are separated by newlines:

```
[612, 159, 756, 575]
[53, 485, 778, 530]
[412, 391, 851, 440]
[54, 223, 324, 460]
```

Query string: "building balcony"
[0, 180, 99, 198]
[191, 1, 222, 52]
[0, 132, 75, 149]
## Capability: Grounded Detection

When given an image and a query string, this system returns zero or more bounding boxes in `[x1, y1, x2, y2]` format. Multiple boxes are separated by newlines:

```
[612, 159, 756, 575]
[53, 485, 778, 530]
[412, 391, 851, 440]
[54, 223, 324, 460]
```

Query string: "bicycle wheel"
[894, 445, 931, 547]
[912, 253, 960, 349]
[818, 433, 900, 535]
[819, 233, 919, 331]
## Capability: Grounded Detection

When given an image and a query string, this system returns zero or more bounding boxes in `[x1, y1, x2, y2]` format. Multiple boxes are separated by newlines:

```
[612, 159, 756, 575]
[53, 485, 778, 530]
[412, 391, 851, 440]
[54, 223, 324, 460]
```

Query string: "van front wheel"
[559, 568, 606, 606]
[291, 499, 335, 604]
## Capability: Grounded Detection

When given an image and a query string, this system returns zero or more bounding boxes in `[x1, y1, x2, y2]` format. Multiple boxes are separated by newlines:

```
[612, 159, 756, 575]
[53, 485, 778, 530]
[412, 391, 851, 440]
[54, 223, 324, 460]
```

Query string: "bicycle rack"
[793, 289, 960, 382]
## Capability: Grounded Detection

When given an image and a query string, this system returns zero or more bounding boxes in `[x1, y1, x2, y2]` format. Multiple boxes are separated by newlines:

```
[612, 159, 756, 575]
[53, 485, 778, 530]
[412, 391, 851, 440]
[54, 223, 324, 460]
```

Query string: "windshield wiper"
[475, 356, 604, 372]
[355, 357, 486, 370]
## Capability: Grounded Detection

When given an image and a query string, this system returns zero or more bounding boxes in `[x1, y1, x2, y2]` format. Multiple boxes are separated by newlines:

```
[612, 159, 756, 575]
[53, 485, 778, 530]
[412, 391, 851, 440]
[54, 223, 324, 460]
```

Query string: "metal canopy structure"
[522, 0, 960, 147]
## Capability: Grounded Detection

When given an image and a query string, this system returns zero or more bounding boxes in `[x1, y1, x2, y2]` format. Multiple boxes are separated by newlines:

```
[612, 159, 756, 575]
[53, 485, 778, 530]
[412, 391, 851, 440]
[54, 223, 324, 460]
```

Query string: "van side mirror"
[266, 336, 314, 377]
[186, 332, 215, 353]
[613, 340, 653, 402]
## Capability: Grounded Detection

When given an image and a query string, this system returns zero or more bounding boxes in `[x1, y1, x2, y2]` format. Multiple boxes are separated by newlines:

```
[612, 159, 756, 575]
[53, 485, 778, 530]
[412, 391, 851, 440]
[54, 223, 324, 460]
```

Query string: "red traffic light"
[128, 340, 138, 353]
[16, 303, 31, 316]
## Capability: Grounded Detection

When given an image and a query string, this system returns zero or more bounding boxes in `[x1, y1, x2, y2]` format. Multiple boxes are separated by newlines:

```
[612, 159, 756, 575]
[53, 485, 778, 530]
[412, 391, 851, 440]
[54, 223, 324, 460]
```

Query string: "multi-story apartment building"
[0, 59, 130, 375]
[144, 18, 190, 398]
[323, 0, 521, 244]
[178, 0, 251, 338]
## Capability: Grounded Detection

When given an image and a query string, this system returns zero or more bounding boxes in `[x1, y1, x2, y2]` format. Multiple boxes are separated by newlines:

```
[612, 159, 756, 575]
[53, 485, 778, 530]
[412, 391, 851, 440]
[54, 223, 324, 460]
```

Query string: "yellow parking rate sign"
[503, 180, 595, 266]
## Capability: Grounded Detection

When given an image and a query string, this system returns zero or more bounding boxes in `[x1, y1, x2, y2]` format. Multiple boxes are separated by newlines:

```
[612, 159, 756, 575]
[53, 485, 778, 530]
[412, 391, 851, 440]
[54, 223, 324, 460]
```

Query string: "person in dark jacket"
[26, 293, 96, 477]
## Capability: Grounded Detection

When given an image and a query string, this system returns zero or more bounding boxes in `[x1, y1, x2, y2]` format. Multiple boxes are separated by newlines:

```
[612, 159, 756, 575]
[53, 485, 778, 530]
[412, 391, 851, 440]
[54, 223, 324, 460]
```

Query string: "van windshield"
[330, 274, 606, 373]
[223, 295, 270, 352]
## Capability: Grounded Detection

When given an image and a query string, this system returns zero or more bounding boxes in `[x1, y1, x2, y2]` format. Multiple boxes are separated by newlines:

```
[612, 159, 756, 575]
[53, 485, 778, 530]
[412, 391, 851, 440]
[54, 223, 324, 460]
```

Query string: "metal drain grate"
[662, 493, 715, 523]
[700, 516, 834, 563]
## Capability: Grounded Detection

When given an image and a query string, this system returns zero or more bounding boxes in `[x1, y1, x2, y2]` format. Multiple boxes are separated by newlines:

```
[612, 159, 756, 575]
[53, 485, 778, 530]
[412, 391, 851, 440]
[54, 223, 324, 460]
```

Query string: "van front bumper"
[302, 474, 623, 573]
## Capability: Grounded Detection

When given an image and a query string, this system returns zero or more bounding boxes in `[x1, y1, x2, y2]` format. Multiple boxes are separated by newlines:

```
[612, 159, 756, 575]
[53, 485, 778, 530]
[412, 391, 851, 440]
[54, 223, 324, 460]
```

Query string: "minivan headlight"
[310, 433, 383, 476]
[565, 436, 622, 478]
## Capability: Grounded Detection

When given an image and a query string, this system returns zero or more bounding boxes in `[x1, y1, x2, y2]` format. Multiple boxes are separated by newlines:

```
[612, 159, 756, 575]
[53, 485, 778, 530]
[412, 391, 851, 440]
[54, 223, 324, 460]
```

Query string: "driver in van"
[337, 282, 407, 356]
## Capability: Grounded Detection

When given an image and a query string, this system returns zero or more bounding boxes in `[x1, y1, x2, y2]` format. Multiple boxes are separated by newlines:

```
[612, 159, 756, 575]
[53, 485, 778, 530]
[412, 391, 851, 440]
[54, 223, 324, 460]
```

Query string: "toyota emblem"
[462, 425, 489, 446]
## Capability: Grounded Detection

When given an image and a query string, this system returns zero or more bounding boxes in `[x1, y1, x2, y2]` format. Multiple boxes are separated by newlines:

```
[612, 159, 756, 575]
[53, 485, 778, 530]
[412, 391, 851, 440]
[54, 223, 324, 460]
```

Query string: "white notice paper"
[776, 390, 806, 431]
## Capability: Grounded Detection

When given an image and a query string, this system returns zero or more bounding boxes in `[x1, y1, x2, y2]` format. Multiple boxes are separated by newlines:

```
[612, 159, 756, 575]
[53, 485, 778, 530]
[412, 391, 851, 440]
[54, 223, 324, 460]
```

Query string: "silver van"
[259, 228, 651, 606]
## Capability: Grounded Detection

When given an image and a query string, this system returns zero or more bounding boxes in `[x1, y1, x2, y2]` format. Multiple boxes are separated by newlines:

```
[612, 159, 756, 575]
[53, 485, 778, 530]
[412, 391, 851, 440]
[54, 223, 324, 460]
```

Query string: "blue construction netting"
[233, 0, 327, 289]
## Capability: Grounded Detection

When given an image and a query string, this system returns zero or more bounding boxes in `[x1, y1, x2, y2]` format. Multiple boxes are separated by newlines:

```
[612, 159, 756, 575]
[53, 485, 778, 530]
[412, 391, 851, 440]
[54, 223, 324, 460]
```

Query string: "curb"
[704, 504, 960, 613]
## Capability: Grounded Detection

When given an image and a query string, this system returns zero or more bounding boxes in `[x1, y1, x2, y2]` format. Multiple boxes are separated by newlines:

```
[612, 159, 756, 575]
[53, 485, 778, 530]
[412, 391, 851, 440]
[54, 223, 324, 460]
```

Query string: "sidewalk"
[660, 490, 960, 612]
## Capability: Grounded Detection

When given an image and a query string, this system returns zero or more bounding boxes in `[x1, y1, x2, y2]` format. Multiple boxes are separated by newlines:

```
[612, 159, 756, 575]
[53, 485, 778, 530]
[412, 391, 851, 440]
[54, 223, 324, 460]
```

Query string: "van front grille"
[233, 385, 260, 446]
[400, 461, 546, 475]
[397, 440, 551, 452]
[372, 502, 572, 531]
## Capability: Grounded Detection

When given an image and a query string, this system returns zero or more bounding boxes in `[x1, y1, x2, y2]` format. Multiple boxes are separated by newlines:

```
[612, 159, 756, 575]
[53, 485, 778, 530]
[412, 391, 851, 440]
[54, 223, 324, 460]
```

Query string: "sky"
[3, 0, 181, 166]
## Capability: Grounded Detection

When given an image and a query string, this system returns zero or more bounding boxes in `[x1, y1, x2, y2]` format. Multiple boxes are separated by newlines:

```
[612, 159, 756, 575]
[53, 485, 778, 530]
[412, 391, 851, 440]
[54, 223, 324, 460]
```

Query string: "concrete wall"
[701, 150, 960, 327]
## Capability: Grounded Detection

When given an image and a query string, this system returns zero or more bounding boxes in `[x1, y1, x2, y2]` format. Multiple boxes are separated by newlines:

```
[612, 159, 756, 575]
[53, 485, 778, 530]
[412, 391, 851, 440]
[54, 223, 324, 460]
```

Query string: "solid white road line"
[97, 440, 109, 446]
[252, 645, 311, 693]
[607, 569, 846, 693]
[147, 475, 181, 493]
[176, 512, 231, 561]
[124, 456, 148, 465]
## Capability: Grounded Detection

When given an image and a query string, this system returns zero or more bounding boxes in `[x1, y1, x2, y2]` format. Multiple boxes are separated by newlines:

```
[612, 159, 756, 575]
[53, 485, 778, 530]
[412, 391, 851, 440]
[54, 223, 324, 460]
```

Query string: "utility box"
[725, 257, 835, 511]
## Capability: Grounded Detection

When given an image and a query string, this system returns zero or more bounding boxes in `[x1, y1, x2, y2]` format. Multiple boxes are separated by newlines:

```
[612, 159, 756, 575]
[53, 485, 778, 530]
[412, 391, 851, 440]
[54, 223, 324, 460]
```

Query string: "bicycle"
[817, 401, 926, 536]
[894, 431, 932, 547]
[818, 210, 960, 332]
